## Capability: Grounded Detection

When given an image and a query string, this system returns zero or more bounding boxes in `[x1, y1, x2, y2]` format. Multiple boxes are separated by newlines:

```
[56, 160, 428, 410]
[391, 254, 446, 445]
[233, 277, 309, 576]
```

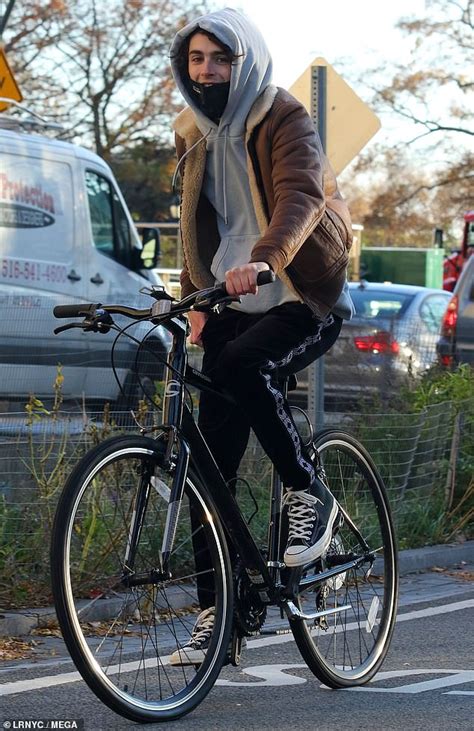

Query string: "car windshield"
[350, 289, 415, 319]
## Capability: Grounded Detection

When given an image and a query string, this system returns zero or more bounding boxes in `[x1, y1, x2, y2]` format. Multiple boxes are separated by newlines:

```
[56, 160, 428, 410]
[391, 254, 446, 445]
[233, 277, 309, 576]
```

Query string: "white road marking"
[245, 598, 474, 650]
[344, 669, 474, 694]
[217, 664, 307, 687]
[0, 598, 473, 697]
[216, 666, 474, 692]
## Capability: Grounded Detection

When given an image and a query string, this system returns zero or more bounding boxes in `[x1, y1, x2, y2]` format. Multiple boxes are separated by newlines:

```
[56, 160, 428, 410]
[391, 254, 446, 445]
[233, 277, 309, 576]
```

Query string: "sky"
[207, 0, 431, 154]
[216, 0, 427, 90]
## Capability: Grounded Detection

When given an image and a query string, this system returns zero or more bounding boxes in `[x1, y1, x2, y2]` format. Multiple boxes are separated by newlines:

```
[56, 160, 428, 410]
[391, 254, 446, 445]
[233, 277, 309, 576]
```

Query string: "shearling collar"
[173, 84, 302, 302]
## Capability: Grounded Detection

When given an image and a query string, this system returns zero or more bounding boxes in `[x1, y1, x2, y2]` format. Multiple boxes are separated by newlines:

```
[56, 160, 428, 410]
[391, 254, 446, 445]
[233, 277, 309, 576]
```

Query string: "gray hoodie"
[170, 8, 353, 318]
[170, 8, 299, 313]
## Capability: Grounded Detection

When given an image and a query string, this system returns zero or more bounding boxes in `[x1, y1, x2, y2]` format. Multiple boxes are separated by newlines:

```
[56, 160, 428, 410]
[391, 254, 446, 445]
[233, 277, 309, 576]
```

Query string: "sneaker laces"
[188, 607, 215, 648]
[283, 490, 322, 542]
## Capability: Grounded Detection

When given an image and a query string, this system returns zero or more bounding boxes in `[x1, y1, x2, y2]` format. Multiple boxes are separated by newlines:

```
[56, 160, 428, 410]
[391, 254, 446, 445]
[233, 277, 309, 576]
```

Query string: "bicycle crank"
[283, 599, 352, 622]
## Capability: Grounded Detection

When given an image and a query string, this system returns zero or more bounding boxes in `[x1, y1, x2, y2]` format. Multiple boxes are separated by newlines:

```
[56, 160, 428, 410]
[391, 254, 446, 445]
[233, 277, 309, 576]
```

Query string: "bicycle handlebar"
[53, 269, 276, 323]
[53, 303, 98, 319]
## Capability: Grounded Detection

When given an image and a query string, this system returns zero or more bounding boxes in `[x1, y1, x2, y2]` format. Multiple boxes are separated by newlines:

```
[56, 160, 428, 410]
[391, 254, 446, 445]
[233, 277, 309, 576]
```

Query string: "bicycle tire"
[291, 430, 398, 688]
[51, 434, 233, 723]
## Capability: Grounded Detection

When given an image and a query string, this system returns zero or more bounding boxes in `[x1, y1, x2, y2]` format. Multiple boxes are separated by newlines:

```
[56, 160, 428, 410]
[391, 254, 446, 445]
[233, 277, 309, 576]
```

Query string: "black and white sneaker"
[169, 607, 247, 667]
[283, 480, 339, 567]
[169, 606, 215, 666]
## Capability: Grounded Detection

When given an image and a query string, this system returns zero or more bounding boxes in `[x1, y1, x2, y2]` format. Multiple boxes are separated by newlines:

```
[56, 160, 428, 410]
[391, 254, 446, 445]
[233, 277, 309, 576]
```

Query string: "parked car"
[0, 107, 169, 409]
[295, 282, 451, 406]
[437, 255, 474, 367]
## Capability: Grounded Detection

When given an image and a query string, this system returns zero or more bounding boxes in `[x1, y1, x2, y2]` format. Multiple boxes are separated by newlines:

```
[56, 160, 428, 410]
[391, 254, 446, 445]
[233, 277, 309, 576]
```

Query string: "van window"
[85, 171, 131, 262]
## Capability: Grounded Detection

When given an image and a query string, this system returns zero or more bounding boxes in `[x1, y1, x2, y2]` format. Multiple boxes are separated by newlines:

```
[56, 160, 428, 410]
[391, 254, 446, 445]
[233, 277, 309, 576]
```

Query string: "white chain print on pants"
[259, 315, 334, 485]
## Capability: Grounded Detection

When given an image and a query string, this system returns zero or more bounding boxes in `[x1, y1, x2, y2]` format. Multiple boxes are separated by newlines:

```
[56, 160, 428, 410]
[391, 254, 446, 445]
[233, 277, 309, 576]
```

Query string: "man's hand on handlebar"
[53, 270, 276, 343]
[187, 265, 274, 346]
[224, 262, 271, 297]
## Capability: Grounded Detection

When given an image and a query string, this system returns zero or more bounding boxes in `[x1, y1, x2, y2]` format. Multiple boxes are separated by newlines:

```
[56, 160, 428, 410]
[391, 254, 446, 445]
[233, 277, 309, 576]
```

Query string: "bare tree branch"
[395, 172, 474, 206]
[3, 0, 208, 155]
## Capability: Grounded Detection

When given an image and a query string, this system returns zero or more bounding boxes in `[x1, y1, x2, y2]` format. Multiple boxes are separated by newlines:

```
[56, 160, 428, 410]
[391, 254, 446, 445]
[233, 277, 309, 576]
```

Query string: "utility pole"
[307, 65, 327, 432]
[289, 56, 381, 427]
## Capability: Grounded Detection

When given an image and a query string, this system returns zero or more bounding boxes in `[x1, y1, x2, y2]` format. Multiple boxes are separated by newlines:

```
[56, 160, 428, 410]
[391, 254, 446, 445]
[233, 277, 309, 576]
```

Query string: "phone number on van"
[1, 259, 68, 283]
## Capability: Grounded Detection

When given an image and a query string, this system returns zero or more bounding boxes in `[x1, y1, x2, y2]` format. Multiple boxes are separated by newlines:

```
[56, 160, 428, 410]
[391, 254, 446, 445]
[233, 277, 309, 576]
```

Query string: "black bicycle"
[50, 274, 398, 723]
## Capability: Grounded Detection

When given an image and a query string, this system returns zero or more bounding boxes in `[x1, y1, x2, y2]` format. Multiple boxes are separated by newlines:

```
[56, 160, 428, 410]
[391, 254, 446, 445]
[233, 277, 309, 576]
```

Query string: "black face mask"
[184, 78, 230, 123]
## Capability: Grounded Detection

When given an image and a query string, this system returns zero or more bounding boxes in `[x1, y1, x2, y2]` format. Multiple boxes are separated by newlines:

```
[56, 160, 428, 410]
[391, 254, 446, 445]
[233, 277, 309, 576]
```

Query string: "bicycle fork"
[159, 437, 190, 575]
[121, 432, 190, 584]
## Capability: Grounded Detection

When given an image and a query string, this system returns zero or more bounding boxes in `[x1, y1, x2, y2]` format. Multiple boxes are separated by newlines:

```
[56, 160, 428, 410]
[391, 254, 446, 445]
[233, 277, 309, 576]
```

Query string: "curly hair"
[171, 27, 241, 79]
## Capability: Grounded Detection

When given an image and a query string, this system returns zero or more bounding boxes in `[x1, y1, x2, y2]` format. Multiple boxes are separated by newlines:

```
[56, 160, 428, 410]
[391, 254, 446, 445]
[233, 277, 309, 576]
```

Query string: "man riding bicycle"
[169, 7, 354, 664]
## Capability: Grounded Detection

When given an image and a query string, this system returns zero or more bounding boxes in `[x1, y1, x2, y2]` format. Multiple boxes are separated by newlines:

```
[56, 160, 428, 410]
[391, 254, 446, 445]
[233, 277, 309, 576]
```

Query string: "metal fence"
[0, 299, 447, 414]
[0, 268, 467, 615]
[0, 394, 472, 611]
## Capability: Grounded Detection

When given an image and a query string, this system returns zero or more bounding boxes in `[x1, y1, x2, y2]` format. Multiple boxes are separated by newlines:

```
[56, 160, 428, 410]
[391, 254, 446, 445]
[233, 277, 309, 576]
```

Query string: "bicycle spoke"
[52, 437, 232, 721]
[291, 432, 398, 686]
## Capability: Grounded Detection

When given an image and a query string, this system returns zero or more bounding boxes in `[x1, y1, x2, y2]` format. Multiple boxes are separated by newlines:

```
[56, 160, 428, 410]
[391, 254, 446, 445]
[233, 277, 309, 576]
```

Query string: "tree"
[342, 0, 473, 248]
[4, 0, 207, 158]
[112, 142, 177, 222]
[375, 0, 473, 144]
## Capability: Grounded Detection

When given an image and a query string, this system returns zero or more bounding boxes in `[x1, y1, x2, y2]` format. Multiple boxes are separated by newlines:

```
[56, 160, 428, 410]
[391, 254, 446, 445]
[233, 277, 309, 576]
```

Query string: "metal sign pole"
[0, 0, 17, 39]
[307, 65, 327, 432]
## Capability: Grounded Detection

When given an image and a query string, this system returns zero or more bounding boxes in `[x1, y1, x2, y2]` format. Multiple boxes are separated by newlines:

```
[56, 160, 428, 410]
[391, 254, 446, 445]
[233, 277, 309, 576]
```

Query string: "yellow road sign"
[0, 47, 22, 112]
[289, 57, 380, 175]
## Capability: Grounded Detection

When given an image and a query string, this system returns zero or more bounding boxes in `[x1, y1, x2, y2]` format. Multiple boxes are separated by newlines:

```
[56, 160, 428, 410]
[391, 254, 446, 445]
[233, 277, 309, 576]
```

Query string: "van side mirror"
[140, 228, 161, 269]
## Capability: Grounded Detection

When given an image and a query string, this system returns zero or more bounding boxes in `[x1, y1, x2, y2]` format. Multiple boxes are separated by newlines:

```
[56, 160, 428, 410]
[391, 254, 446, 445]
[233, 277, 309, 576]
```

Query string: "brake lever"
[211, 300, 238, 314]
[54, 310, 114, 336]
[84, 310, 113, 333]
[193, 294, 239, 312]
[54, 322, 84, 335]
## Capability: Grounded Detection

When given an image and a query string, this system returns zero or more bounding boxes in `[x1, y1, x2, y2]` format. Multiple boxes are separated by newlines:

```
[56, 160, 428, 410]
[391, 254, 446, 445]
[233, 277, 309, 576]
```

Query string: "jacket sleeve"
[249, 99, 326, 275]
[174, 133, 198, 299]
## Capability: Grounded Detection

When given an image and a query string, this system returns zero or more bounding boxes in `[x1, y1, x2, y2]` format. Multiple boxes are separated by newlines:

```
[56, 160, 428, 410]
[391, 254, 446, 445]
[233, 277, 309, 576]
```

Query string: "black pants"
[192, 301, 342, 608]
[199, 302, 342, 489]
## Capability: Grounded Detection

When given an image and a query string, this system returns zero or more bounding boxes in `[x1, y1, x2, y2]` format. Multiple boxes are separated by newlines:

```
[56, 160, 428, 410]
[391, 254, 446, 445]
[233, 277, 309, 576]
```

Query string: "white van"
[0, 107, 170, 408]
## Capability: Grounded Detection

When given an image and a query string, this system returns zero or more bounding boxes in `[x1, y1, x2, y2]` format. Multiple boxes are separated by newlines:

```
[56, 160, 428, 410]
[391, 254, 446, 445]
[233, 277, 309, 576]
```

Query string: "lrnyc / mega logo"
[0, 173, 56, 228]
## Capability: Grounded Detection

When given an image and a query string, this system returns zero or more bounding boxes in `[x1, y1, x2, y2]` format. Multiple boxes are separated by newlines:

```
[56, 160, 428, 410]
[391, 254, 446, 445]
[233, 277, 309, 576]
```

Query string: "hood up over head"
[170, 7, 273, 134]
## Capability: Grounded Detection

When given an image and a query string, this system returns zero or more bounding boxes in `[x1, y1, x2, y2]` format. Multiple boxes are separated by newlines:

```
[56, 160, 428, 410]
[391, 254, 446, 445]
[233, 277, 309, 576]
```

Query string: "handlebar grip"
[217, 269, 276, 293]
[256, 269, 276, 285]
[53, 303, 98, 319]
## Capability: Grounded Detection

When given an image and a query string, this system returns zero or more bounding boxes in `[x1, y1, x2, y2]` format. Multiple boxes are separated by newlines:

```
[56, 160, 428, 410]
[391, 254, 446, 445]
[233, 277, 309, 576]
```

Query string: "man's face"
[188, 32, 231, 84]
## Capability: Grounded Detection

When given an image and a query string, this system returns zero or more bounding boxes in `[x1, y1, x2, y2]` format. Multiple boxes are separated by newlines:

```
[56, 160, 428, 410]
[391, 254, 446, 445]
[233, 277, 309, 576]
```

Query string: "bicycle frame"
[157, 314, 277, 600]
[50, 287, 398, 724]
[146, 312, 373, 612]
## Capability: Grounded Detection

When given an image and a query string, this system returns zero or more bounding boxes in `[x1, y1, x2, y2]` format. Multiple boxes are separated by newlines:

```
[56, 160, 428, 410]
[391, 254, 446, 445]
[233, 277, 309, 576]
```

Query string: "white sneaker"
[169, 607, 215, 666]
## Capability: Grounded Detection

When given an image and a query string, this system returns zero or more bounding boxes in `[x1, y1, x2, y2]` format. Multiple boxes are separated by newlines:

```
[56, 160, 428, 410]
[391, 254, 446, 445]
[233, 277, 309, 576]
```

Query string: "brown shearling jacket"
[174, 85, 353, 318]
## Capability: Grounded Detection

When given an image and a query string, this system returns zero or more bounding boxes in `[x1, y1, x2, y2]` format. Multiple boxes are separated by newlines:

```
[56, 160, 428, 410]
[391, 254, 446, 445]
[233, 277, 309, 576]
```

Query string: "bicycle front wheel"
[51, 435, 233, 723]
[291, 430, 398, 688]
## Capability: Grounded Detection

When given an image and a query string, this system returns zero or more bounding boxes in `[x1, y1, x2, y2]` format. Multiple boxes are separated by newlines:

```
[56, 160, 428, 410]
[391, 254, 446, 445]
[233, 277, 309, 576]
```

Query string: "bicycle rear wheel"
[51, 435, 233, 722]
[291, 430, 398, 687]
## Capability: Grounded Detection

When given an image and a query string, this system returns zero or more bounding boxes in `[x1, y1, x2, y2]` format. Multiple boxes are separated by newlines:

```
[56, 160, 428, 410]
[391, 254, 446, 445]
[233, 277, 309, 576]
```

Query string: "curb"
[1, 541, 473, 638]
[396, 540, 474, 575]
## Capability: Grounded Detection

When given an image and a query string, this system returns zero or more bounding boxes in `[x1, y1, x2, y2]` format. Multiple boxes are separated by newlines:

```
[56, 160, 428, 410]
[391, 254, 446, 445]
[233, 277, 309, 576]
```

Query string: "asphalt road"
[1, 566, 473, 731]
